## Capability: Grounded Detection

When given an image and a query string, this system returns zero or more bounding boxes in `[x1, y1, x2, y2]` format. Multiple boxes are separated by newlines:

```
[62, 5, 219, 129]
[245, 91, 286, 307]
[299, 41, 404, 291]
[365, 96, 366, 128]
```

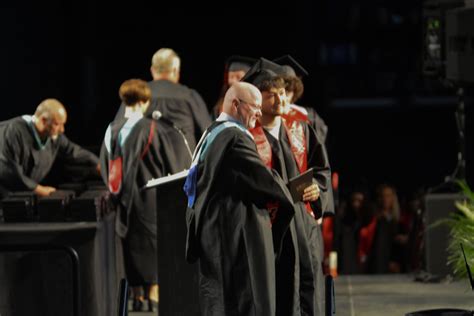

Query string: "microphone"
[152, 110, 162, 120]
[151, 111, 193, 159]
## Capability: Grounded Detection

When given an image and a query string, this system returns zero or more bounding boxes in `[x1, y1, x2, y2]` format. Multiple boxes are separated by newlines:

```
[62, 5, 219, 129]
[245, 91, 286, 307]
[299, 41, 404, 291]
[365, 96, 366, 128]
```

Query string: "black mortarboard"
[240, 57, 287, 87]
[273, 55, 309, 77]
[226, 55, 257, 73]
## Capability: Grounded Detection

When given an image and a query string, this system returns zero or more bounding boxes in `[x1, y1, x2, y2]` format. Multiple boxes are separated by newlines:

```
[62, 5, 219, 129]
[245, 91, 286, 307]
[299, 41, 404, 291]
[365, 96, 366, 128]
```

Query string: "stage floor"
[335, 274, 473, 315]
[128, 274, 473, 315]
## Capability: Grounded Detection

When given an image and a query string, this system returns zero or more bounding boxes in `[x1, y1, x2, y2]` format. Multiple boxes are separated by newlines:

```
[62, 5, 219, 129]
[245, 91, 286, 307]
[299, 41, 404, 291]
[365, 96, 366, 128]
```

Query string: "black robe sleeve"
[306, 107, 328, 144]
[0, 123, 38, 190]
[57, 134, 99, 166]
[231, 133, 293, 207]
[99, 141, 109, 187]
[188, 128, 295, 262]
[306, 123, 334, 217]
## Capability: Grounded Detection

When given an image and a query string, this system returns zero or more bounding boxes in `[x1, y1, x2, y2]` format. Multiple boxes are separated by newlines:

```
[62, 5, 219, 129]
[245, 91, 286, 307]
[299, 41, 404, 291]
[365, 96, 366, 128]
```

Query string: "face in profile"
[236, 95, 262, 129]
[45, 110, 67, 140]
[261, 87, 289, 117]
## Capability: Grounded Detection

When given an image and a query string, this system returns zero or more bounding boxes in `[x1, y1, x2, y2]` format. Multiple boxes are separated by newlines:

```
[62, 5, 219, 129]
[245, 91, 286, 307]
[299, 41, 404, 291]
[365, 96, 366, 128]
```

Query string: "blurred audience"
[333, 183, 425, 275]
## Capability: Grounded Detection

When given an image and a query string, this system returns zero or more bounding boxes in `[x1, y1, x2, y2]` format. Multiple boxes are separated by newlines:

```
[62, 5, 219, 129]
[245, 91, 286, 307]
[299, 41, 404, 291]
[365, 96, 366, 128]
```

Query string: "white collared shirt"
[263, 117, 282, 140]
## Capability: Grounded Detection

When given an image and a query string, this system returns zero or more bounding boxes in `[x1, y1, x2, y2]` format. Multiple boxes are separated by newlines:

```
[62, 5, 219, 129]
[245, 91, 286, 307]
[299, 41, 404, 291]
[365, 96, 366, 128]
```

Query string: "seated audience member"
[364, 184, 402, 273]
[334, 188, 369, 274]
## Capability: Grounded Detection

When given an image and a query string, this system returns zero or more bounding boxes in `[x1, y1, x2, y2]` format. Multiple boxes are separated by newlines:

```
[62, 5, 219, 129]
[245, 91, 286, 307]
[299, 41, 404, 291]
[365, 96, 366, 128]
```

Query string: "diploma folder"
[288, 168, 314, 202]
[142, 169, 189, 190]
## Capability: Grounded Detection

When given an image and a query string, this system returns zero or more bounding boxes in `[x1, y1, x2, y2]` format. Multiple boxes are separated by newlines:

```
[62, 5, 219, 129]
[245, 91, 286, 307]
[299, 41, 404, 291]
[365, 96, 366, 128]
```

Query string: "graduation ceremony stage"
[125, 274, 472, 315]
[335, 274, 473, 316]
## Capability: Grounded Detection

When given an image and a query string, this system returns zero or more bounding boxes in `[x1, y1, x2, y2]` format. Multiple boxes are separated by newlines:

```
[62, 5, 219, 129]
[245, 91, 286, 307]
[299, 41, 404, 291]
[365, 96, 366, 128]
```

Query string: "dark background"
[0, 1, 472, 200]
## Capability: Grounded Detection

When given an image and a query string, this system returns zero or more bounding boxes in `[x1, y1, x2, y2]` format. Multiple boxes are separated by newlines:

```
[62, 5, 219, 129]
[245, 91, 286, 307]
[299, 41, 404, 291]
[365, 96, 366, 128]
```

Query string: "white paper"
[144, 169, 189, 189]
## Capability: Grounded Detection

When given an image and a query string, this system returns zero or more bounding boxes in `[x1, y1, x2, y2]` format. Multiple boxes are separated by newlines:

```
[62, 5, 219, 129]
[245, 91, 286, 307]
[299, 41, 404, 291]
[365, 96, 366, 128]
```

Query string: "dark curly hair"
[256, 76, 286, 92]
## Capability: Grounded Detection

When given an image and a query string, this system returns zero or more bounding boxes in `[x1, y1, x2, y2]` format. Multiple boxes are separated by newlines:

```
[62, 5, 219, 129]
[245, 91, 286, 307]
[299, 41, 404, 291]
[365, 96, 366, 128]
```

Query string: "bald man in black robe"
[0, 98, 98, 199]
[184, 82, 295, 316]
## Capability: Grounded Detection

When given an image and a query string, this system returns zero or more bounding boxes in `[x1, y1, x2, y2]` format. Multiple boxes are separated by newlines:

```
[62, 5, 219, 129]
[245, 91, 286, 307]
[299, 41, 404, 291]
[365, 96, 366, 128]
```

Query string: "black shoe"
[132, 298, 144, 312]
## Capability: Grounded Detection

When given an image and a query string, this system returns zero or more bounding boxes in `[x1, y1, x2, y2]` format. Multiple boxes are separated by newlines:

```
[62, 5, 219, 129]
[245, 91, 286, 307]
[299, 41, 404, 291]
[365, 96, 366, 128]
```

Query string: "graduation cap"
[226, 55, 257, 73]
[273, 55, 309, 77]
[240, 57, 287, 87]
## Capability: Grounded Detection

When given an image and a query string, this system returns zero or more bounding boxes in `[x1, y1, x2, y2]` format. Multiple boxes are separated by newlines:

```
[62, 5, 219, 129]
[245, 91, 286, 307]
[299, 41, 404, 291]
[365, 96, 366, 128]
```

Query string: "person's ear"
[232, 99, 240, 110]
[172, 67, 180, 82]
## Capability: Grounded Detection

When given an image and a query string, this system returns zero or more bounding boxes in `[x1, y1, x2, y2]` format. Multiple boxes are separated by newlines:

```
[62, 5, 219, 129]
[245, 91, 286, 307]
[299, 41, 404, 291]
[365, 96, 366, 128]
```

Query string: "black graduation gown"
[0, 116, 98, 197]
[266, 121, 331, 316]
[303, 108, 335, 217]
[100, 116, 191, 285]
[305, 107, 328, 145]
[263, 131, 301, 316]
[115, 79, 212, 151]
[185, 121, 295, 316]
[294, 105, 335, 215]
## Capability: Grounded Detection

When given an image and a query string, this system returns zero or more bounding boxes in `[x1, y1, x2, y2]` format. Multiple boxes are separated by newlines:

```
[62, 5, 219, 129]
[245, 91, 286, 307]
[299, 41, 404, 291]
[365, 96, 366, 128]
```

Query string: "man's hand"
[34, 184, 56, 197]
[302, 183, 320, 202]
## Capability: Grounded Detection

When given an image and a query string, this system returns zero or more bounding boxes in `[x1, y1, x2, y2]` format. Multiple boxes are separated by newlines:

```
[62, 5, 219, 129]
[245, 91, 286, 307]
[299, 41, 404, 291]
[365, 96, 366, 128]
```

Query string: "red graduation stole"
[282, 116, 308, 174]
[250, 122, 277, 225]
[249, 117, 309, 172]
[250, 121, 273, 168]
[282, 118, 314, 216]
[284, 107, 310, 126]
[108, 120, 155, 195]
[283, 109, 316, 216]
[250, 116, 314, 217]
[108, 157, 123, 194]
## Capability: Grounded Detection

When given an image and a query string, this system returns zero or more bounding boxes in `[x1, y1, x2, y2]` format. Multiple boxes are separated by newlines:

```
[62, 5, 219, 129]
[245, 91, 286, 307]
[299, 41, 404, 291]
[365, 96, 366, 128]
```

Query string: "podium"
[144, 170, 200, 315]
[424, 193, 464, 277]
[0, 213, 122, 316]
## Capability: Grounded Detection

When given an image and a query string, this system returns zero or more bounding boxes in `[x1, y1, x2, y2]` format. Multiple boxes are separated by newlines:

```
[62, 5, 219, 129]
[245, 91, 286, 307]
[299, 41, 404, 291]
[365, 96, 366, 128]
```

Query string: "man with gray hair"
[184, 82, 295, 316]
[115, 48, 211, 151]
[0, 98, 99, 198]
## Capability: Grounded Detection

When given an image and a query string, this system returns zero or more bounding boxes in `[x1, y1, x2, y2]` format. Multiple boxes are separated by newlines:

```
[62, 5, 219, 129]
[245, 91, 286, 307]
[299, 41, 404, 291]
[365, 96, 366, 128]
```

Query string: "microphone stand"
[427, 84, 467, 194]
[451, 86, 466, 182]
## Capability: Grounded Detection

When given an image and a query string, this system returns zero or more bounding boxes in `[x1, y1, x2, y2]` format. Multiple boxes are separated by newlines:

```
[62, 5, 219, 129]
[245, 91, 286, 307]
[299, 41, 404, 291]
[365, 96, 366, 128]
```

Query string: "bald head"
[33, 99, 67, 140]
[223, 82, 262, 129]
[34, 99, 66, 119]
[223, 82, 261, 113]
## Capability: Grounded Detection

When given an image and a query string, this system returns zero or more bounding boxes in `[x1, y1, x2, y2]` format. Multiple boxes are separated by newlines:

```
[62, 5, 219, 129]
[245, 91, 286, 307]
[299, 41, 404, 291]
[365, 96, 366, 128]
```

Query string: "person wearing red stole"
[243, 58, 332, 316]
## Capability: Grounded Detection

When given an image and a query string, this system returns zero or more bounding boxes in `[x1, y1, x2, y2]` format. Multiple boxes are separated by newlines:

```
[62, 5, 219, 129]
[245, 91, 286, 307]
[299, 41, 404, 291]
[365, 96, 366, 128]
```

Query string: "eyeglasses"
[237, 98, 262, 112]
